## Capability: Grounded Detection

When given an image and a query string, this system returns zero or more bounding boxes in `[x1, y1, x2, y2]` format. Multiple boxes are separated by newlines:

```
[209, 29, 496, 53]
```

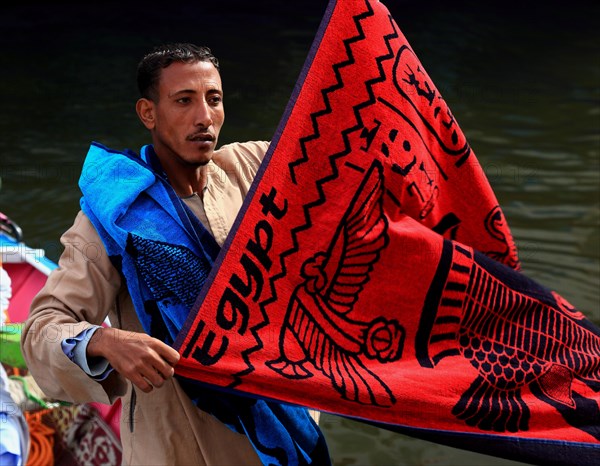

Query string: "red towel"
[175, 1, 600, 463]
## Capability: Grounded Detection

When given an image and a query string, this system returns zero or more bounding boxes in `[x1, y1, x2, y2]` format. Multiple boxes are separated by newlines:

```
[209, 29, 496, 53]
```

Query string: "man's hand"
[87, 327, 180, 393]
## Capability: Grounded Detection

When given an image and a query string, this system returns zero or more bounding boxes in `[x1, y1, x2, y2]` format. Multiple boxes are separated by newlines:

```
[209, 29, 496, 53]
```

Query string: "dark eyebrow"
[168, 88, 223, 98]
[168, 89, 196, 98]
[206, 88, 223, 96]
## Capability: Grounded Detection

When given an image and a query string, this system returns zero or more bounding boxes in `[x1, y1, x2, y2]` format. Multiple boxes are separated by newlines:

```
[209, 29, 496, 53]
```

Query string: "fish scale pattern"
[129, 233, 210, 308]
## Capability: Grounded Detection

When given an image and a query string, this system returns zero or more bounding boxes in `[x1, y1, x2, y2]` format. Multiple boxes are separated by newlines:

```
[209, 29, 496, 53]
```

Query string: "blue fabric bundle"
[79, 142, 330, 465]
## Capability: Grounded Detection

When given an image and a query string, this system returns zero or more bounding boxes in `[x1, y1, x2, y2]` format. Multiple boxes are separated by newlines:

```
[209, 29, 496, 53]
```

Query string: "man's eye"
[209, 96, 223, 105]
[177, 97, 191, 104]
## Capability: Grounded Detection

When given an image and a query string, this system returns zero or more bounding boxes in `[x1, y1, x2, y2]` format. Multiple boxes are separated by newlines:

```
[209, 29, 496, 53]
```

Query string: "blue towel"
[79, 142, 330, 465]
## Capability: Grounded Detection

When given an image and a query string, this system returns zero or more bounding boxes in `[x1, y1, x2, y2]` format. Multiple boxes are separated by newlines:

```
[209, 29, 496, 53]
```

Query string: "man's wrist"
[61, 326, 113, 380]
[86, 326, 111, 359]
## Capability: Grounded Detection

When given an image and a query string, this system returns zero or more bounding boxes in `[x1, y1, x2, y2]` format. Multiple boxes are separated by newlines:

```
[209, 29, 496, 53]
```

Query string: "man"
[21, 44, 328, 465]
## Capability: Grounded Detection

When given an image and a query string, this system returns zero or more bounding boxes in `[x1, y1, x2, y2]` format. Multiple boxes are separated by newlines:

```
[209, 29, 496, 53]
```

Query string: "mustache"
[186, 131, 215, 141]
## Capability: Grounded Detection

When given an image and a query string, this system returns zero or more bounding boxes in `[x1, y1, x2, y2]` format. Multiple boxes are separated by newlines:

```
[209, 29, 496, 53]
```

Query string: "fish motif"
[416, 241, 600, 437]
[266, 160, 404, 407]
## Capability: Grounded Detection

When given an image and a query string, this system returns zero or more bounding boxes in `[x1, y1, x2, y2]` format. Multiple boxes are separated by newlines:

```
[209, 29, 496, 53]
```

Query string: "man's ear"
[136, 98, 155, 129]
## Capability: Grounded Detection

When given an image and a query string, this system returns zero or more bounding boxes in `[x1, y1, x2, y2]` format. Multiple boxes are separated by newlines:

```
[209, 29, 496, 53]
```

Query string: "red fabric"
[42, 403, 122, 466]
[3, 262, 48, 323]
[175, 0, 600, 463]
[89, 400, 121, 441]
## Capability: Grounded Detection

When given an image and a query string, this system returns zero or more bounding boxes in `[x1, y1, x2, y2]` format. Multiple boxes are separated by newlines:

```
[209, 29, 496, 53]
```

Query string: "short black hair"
[137, 43, 219, 101]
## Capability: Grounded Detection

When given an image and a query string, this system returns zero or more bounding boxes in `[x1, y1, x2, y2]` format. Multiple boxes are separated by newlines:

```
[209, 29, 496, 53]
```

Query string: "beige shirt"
[21, 141, 270, 465]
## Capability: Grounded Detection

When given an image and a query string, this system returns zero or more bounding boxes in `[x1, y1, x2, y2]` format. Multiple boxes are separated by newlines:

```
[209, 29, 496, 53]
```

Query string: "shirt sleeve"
[61, 326, 113, 381]
[21, 211, 127, 405]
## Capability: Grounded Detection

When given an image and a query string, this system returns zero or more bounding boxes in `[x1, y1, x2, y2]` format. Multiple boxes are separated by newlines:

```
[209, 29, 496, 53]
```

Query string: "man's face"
[143, 61, 225, 169]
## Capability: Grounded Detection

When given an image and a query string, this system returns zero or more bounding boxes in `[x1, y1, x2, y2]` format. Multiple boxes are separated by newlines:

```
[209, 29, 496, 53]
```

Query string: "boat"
[1, 212, 57, 368]
[0, 212, 123, 465]
[1, 213, 58, 321]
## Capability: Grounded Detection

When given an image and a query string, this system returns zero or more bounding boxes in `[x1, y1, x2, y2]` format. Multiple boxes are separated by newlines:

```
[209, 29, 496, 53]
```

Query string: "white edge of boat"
[1, 241, 57, 277]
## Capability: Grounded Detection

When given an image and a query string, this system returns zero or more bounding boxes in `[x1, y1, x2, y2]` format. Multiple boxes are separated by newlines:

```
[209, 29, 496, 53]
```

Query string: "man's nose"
[195, 101, 213, 128]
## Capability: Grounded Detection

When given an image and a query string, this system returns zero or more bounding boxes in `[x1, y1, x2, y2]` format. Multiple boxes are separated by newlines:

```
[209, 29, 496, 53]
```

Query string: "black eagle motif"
[267, 160, 404, 407]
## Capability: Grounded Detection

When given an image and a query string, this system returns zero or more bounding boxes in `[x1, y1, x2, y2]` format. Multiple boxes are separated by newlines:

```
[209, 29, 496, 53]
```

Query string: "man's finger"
[162, 347, 181, 366]
[132, 374, 154, 393]
[153, 357, 176, 380]
[144, 371, 166, 388]
[151, 339, 181, 366]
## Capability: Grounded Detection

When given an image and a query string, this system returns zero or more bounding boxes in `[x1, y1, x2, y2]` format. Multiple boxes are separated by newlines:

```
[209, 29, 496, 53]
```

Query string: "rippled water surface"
[1, 1, 598, 464]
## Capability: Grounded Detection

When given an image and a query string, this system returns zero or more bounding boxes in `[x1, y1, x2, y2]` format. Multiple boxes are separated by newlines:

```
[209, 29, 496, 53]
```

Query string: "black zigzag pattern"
[288, 0, 375, 183]
[229, 1, 403, 387]
[226, 0, 376, 388]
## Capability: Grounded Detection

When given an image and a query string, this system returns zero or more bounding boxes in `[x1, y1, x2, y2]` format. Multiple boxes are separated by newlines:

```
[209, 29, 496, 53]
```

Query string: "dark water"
[1, 1, 598, 464]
